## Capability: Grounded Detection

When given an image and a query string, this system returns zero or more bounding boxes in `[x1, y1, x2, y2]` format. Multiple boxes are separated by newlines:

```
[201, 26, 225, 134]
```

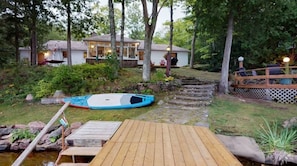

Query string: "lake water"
[0, 151, 72, 166]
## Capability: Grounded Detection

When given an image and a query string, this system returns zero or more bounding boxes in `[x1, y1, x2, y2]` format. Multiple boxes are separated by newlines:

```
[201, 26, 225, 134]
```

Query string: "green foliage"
[0, 64, 49, 103]
[256, 118, 297, 154]
[50, 65, 85, 95]
[104, 54, 120, 80]
[11, 129, 37, 143]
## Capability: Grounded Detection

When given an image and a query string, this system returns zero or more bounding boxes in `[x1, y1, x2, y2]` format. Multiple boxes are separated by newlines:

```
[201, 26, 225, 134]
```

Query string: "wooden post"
[12, 102, 70, 166]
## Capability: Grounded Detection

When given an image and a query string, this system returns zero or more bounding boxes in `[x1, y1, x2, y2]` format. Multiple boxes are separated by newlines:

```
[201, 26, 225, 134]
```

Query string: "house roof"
[83, 34, 139, 43]
[44, 40, 87, 51]
[137, 40, 190, 52]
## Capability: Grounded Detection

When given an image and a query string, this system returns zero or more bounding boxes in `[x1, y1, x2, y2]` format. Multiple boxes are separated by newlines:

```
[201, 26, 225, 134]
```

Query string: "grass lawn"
[0, 67, 296, 138]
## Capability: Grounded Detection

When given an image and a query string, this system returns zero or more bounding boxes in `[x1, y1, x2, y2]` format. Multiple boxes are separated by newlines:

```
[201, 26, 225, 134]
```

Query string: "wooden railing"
[12, 102, 70, 166]
[232, 66, 297, 89]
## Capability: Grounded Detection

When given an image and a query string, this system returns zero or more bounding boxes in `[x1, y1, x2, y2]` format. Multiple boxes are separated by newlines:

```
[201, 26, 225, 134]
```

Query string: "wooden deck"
[65, 121, 122, 147]
[90, 119, 242, 166]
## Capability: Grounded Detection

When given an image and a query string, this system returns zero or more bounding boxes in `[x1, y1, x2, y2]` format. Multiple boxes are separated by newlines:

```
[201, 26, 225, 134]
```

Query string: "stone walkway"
[134, 79, 217, 128]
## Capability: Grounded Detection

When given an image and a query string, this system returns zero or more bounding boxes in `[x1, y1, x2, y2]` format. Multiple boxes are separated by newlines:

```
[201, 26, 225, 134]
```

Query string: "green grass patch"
[209, 95, 297, 137]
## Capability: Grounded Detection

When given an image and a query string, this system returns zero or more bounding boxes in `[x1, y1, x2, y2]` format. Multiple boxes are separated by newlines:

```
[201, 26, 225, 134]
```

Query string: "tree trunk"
[119, 0, 125, 68]
[166, 0, 173, 76]
[190, 18, 198, 69]
[219, 12, 234, 94]
[14, 1, 19, 63]
[66, 2, 72, 66]
[30, 1, 37, 66]
[109, 0, 116, 54]
[141, 0, 159, 82]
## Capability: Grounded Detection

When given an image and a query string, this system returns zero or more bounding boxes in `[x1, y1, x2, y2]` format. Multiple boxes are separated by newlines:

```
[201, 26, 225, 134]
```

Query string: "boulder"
[70, 122, 83, 130]
[48, 126, 62, 139]
[0, 127, 13, 137]
[283, 117, 297, 128]
[18, 139, 31, 150]
[216, 134, 265, 163]
[14, 124, 27, 129]
[0, 139, 10, 151]
[28, 121, 46, 133]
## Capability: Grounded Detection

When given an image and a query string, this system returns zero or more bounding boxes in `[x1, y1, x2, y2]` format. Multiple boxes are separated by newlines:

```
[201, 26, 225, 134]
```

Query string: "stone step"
[174, 95, 211, 101]
[168, 99, 212, 107]
[180, 88, 214, 94]
[176, 91, 213, 97]
[182, 84, 216, 89]
[181, 79, 204, 85]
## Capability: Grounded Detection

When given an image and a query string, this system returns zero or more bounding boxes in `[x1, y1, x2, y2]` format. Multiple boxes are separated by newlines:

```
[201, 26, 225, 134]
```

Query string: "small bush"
[256, 118, 297, 154]
[11, 129, 37, 143]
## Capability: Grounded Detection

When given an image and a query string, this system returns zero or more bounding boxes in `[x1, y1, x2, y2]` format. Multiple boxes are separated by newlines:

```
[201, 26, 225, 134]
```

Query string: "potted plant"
[280, 57, 293, 85]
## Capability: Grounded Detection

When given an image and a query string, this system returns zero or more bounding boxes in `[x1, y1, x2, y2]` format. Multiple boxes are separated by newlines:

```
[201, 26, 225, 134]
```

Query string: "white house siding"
[176, 52, 189, 67]
[19, 49, 31, 63]
[71, 50, 86, 65]
[150, 51, 188, 67]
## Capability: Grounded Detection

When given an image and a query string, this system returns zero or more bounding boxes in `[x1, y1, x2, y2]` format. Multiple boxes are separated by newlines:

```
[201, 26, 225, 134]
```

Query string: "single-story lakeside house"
[19, 34, 190, 67]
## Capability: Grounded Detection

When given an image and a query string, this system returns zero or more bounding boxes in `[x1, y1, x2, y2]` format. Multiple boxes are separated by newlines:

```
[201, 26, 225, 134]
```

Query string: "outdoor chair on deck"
[267, 64, 283, 84]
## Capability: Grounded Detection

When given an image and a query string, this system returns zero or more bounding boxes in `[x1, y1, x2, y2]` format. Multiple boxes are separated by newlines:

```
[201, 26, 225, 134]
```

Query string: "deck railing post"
[265, 68, 270, 86]
[12, 102, 70, 166]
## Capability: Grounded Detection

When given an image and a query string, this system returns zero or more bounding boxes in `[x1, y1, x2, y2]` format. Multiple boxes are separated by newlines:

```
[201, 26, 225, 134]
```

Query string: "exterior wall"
[150, 51, 188, 67]
[20, 49, 86, 66]
[20, 49, 31, 63]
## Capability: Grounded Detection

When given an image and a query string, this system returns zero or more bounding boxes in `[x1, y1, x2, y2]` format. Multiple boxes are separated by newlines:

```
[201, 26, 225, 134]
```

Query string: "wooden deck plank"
[111, 142, 130, 166]
[168, 124, 186, 166]
[147, 122, 156, 143]
[61, 147, 101, 156]
[110, 120, 133, 143]
[133, 142, 146, 165]
[90, 120, 242, 166]
[162, 123, 175, 166]
[89, 142, 115, 165]
[174, 124, 198, 166]
[132, 120, 145, 142]
[65, 121, 121, 147]
[154, 123, 164, 166]
[200, 127, 242, 166]
[124, 120, 140, 142]
[143, 142, 155, 166]
[140, 121, 150, 143]
[186, 126, 218, 165]
[180, 125, 207, 165]
[101, 142, 122, 166]
[122, 142, 138, 166]
[59, 163, 89, 166]
[195, 127, 233, 165]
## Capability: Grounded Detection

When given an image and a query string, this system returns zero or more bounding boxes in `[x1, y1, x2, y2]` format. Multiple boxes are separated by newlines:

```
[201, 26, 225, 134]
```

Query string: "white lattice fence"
[234, 88, 297, 104]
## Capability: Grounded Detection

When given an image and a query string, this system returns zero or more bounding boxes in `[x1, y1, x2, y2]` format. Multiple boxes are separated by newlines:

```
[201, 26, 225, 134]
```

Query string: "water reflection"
[0, 151, 71, 166]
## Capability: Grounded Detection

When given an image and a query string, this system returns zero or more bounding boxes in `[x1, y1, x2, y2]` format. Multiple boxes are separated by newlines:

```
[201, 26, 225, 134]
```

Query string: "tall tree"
[53, 0, 94, 65]
[219, 11, 234, 94]
[92, 4, 121, 35]
[108, 0, 116, 54]
[141, 0, 163, 82]
[126, 2, 145, 40]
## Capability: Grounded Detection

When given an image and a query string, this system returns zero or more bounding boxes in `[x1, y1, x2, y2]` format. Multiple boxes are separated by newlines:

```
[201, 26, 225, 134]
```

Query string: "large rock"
[283, 117, 297, 128]
[0, 127, 13, 137]
[216, 134, 265, 163]
[0, 139, 10, 151]
[28, 121, 46, 133]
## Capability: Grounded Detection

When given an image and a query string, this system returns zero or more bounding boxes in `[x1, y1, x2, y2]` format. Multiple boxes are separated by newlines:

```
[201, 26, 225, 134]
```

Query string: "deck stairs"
[56, 121, 122, 166]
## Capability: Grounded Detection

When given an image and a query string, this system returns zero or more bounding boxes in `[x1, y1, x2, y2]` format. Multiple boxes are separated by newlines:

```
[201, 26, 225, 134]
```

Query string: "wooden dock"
[65, 121, 122, 147]
[90, 119, 242, 166]
[57, 121, 122, 166]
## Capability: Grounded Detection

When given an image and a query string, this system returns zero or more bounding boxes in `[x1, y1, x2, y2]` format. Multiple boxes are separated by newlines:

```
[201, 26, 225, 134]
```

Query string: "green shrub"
[11, 129, 37, 143]
[256, 118, 297, 154]
[50, 65, 85, 95]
